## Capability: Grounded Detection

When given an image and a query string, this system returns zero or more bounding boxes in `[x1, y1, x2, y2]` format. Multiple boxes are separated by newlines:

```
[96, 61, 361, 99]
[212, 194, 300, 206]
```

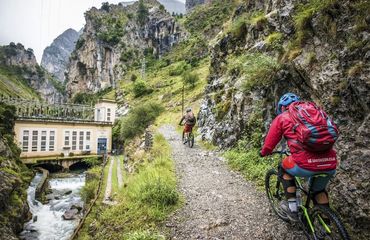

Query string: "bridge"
[22, 154, 104, 171]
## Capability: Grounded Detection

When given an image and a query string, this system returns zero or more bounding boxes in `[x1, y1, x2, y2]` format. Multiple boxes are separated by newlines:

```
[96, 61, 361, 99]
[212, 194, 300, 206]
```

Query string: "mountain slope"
[41, 28, 80, 83]
[0, 43, 65, 102]
[196, 0, 369, 238]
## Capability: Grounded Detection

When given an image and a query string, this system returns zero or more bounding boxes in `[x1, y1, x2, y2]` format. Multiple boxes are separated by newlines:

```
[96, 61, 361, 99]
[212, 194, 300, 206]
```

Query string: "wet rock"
[64, 190, 72, 195]
[62, 208, 79, 220]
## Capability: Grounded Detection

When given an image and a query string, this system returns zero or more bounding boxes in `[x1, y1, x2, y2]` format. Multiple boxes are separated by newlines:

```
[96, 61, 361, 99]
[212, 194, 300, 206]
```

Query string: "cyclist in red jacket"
[260, 93, 337, 221]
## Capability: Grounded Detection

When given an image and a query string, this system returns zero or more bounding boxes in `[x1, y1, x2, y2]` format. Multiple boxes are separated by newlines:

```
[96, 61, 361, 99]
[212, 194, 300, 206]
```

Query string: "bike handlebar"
[271, 150, 290, 156]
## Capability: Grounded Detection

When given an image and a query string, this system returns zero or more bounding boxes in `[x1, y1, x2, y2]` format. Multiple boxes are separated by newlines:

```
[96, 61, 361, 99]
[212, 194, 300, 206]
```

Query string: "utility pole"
[182, 83, 184, 115]
[141, 56, 146, 80]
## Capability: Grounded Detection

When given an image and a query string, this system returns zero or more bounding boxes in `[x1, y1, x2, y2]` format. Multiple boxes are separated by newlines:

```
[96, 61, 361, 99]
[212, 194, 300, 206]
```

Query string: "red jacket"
[261, 110, 337, 171]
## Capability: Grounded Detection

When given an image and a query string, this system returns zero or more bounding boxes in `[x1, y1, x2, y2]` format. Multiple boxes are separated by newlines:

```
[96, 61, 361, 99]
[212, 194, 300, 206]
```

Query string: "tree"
[137, 0, 149, 26]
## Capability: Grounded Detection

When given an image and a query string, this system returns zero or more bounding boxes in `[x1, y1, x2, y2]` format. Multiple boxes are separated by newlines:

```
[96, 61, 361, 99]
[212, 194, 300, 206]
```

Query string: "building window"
[86, 131, 91, 150]
[49, 131, 55, 151]
[107, 108, 111, 121]
[79, 131, 84, 150]
[32, 130, 38, 152]
[64, 131, 70, 146]
[41, 131, 47, 151]
[72, 131, 77, 150]
[22, 130, 29, 152]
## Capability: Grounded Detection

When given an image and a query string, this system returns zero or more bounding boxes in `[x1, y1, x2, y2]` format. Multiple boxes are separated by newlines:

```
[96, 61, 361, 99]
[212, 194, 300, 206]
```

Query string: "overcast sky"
[0, 0, 185, 63]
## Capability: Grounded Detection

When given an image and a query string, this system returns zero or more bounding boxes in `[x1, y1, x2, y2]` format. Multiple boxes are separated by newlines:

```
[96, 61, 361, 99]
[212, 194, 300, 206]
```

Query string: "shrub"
[83, 157, 100, 167]
[182, 72, 199, 88]
[227, 53, 280, 91]
[117, 103, 164, 142]
[137, 0, 149, 26]
[229, 14, 248, 39]
[168, 61, 190, 76]
[75, 38, 85, 50]
[130, 73, 138, 82]
[132, 80, 152, 98]
[80, 179, 98, 204]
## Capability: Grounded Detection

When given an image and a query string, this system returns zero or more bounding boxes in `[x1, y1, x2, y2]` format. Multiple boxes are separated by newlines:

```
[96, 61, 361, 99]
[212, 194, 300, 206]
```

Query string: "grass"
[0, 66, 40, 99]
[226, 53, 280, 91]
[77, 134, 180, 240]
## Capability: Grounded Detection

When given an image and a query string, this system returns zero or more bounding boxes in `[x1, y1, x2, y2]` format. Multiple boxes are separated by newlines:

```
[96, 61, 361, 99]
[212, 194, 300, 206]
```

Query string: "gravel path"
[159, 125, 305, 240]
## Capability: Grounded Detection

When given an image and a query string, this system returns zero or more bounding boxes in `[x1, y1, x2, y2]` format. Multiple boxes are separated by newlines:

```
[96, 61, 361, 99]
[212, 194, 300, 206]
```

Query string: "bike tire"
[188, 133, 194, 148]
[265, 168, 289, 222]
[311, 205, 350, 240]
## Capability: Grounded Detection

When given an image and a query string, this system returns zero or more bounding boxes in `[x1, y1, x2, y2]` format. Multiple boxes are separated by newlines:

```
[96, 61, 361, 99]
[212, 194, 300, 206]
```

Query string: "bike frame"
[295, 174, 332, 236]
[273, 152, 332, 238]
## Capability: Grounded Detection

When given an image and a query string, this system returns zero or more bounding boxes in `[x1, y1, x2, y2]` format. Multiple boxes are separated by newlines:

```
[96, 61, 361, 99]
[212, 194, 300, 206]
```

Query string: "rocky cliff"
[41, 28, 80, 83]
[66, 0, 186, 98]
[197, 0, 369, 238]
[0, 43, 65, 103]
[0, 103, 32, 239]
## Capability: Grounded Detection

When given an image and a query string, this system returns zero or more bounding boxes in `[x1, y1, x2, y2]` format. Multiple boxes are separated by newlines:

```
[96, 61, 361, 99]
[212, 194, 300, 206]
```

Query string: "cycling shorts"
[282, 156, 336, 192]
[184, 124, 193, 133]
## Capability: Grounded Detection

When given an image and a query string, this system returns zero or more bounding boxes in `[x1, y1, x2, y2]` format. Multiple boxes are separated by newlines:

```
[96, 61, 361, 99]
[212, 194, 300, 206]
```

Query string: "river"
[19, 173, 85, 240]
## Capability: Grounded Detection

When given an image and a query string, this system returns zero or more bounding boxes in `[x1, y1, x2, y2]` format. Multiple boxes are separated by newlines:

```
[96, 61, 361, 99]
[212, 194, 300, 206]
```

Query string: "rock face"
[185, 0, 212, 11]
[66, 0, 186, 98]
[0, 43, 65, 103]
[0, 104, 32, 239]
[197, 0, 369, 238]
[41, 28, 80, 83]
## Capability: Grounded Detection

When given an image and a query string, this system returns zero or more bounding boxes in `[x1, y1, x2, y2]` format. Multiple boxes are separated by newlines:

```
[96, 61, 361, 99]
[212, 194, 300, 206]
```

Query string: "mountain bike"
[181, 126, 194, 148]
[265, 151, 350, 240]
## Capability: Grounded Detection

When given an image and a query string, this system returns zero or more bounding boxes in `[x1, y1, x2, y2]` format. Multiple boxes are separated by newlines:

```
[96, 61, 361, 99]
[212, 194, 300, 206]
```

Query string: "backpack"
[288, 101, 339, 152]
[187, 114, 196, 126]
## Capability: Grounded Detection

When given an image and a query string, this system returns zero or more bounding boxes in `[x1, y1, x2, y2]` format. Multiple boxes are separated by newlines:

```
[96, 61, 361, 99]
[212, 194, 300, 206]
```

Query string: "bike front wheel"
[265, 169, 289, 222]
[311, 205, 350, 240]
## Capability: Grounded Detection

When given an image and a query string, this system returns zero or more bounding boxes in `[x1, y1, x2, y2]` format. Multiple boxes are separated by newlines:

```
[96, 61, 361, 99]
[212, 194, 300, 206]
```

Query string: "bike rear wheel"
[265, 168, 289, 222]
[311, 205, 350, 240]
[188, 132, 194, 148]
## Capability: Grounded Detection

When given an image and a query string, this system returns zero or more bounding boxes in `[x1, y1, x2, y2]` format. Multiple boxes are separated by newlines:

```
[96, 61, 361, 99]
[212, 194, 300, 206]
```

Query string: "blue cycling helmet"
[276, 93, 300, 115]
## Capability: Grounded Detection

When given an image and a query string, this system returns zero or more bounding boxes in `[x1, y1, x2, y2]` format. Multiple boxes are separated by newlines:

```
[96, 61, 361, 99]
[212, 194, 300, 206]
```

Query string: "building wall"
[94, 100, 117, 123]
[14, 120, 112, 158]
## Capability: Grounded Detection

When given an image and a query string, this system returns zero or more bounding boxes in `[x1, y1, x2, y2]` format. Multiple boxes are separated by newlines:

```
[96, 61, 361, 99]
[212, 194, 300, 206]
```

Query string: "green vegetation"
[78, 134, 179, 240]
[83, 157, 101, 167]
[0, 103, 33, 232]
[115, 102, 164, 143]
[137, 0, 149, 26]
[132, 80, 153, 97]
[81, 166, 101, 204]
[265, 32, 283, 47]
[227, 53, 280, 91]
[71, 87, 113, 104]
[293, 0, 338, 44]
[182, 71, 199, 88]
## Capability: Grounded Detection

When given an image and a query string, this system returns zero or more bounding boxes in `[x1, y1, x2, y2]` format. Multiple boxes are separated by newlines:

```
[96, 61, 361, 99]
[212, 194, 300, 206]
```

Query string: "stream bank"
[19, 172, 85, 240]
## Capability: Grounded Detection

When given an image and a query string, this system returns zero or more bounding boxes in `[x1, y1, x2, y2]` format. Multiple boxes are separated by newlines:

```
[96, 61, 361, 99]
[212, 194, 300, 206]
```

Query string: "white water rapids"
[20, 173, 85, 240]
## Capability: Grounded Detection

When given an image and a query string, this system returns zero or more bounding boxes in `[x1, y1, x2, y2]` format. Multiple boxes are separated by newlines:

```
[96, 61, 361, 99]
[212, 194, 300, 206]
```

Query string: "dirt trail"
[159, 125, 305, 240]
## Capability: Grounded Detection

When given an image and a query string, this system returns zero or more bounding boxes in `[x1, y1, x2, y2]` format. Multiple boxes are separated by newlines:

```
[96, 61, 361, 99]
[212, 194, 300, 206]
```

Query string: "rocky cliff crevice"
[66, 0, 186, 98]
[0, 43, 65, 103]
[197, 0, 369, 238]
[41, 28, 80, 83]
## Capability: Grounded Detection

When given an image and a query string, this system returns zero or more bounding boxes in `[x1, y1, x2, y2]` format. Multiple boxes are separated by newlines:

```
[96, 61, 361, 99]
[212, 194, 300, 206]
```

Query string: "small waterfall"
[20, 173, 85, 240]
